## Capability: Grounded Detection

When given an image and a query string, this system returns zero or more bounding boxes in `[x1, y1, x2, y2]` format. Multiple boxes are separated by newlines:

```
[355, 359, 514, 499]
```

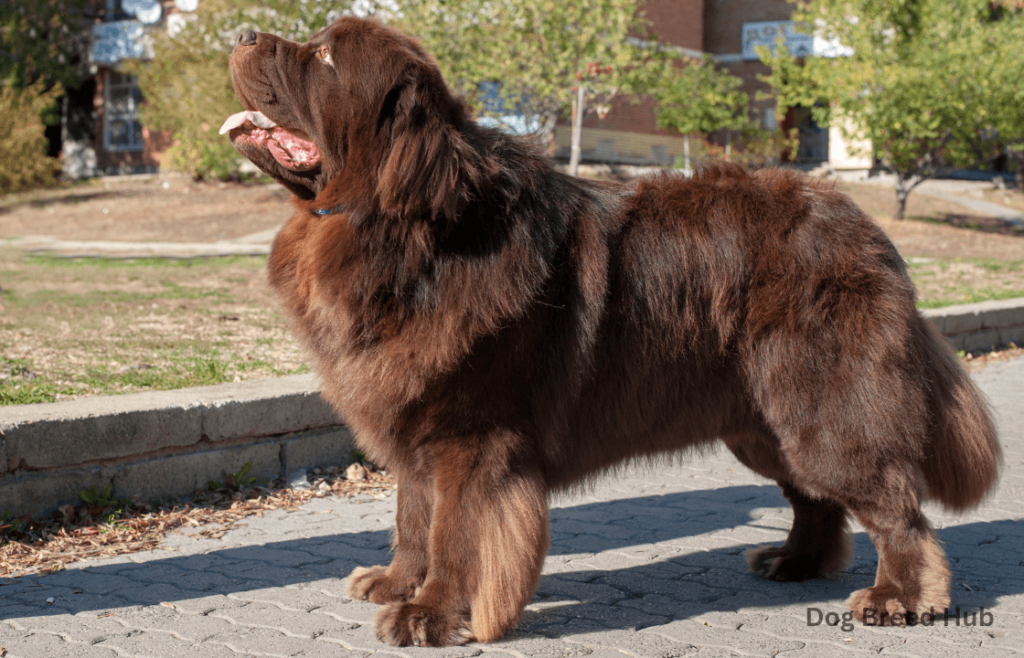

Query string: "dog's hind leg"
[749, 401, 950, 621]
[347, 470, 432, 604]
[722, 430, 853, 581]
[843, 493, 950, 624]
[747, 410, 951, 620]
[374, 434, 549, 646]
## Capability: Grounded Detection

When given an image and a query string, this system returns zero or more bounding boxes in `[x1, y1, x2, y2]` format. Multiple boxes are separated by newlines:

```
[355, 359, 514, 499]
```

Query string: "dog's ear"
[377, 63, 485, 220]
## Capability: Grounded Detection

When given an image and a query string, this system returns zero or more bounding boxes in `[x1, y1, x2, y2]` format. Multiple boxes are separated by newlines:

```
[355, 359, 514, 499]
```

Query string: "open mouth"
[219, 110, 322, 171]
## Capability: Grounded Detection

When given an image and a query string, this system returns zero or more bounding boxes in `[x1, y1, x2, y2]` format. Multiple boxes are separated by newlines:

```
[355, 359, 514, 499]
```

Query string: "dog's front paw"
[346, 566, 418, 605]
[374, 601, 473, 647]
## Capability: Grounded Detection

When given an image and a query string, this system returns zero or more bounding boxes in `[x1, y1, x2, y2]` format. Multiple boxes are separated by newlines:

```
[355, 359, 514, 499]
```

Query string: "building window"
[104, 71, 144, 152]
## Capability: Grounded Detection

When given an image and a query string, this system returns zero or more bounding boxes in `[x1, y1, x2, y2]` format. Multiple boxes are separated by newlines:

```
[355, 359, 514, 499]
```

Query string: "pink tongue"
[220, 110, 321, 171]
[266, 126, 321, 171]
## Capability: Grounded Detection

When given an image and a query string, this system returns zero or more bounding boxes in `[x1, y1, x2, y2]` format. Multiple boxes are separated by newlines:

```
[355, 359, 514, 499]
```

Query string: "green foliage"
[0, 79, 63, 194]
[392, 0, 663, 149]
[79, 484, 131, 524]
[758, 0, 1013, 217]
[655, 55, 794, 168]
[121, 11, 238, 180]
[679, 129, 799, 170]
[982, 7, 1024, 189]
[209, 462, 258, 492]
[653, 55, 752, 136]
[123, 0, 358, 180]
[0, 0, 90, 93]
[1, 510, 25, 543]
[188, 353, 228, 385]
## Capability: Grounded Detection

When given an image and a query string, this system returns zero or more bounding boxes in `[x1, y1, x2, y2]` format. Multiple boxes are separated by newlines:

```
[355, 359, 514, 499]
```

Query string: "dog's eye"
[317, 46, 333, 66]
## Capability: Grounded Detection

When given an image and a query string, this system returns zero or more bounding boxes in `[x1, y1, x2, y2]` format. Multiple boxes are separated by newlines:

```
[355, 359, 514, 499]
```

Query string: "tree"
[759, 0, 1002, 219]
[391, 0, 662, 153]
[123, 0, 376, 179]
[985, 5, 1024, 190]
[652, 55, 755, 170]
[0, 0, 90, 91]
[0, 0, 90, 192]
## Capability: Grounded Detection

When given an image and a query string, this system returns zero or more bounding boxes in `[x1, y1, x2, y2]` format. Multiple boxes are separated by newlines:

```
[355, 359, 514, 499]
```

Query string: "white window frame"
[103, 70, 144, 152]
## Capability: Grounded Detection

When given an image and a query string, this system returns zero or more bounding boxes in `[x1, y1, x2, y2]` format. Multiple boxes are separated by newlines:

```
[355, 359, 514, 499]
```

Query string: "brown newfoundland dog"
[223, 16, 1001, 646]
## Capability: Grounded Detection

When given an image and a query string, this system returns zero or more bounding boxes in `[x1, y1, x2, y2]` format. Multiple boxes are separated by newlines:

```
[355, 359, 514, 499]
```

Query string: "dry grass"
[0, 249, 306, 404]
[0, 463, 394, 578]
[0, 174, 290, 243]
[907, 258, 1024, 308]
[979, 187, 1024, 214]
[961, 344, 1024, 373]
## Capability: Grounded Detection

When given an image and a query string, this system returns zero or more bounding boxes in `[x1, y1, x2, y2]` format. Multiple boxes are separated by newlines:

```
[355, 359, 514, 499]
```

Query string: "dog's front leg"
[347, 469, 432, 604]
[374, 434, 550, 646]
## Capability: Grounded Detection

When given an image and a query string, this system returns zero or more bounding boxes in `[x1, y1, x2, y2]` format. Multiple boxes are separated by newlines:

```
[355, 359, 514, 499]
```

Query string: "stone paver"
[3, 358, 1023, 657]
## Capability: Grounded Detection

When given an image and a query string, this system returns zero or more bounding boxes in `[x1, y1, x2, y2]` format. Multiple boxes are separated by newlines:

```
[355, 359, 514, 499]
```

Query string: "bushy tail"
[917, 317, 1002, 511]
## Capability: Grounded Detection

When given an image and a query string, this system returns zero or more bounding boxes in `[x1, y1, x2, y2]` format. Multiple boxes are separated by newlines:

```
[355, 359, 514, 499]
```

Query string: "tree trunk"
[1013, 150, 1024, 192]
[568, 85, 586, 177]
[894, 183, 909, 220]
[535, 113, 560, 156]
[683, 134, 691, 171]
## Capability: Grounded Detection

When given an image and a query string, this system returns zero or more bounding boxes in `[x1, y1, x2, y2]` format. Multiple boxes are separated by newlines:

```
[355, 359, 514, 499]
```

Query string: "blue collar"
[312, 203, 347, 216]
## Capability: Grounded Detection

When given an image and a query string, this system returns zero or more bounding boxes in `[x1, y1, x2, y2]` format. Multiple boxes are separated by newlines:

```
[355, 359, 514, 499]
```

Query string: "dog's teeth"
[219, 110, 277, 135]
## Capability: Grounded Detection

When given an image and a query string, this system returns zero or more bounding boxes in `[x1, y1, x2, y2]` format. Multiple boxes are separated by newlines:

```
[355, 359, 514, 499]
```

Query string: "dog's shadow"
[1, 484, 1020, 631]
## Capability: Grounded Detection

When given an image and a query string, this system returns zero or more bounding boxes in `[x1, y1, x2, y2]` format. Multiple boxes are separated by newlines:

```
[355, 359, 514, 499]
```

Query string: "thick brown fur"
[227, 17, 1002, 645]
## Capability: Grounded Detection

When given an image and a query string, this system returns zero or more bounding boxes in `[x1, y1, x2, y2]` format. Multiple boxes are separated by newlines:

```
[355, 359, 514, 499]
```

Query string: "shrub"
[0, 80, 63, 193]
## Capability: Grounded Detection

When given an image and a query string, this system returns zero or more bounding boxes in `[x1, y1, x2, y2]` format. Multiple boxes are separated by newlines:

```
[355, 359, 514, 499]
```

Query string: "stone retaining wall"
[0, 375, 353, 519]
[3, 298, 1023, 520]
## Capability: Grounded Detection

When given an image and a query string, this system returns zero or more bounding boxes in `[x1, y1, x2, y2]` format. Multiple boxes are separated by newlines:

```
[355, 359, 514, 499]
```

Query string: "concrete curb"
[922, 296, 1024, 352]
[1, 299, 1022, 520]
[0, 374, 354, 519]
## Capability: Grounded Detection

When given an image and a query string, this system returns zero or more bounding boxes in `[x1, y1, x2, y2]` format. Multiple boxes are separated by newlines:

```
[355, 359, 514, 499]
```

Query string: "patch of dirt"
[0, 174, 293, 243]
[836, 181, 1024, 260]
[980, 187, 1024, 214]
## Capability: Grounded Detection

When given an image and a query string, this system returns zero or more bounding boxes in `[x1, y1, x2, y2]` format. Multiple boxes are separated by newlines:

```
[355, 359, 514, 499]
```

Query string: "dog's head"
[225, 17, 486, 218]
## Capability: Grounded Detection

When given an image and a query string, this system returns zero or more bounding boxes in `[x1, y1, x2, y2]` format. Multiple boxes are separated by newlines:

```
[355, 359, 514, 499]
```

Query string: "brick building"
[60, 0, 191, 179]
[554, 0, 871, 173]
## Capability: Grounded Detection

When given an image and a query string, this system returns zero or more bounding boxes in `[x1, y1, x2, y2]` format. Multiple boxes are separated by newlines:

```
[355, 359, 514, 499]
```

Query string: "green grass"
[0, 351, 242, 404]
[916, 288, 1024, 309]
[0, 249, 307, 405]
[909, 257, 1024, 308]
[24, 254, 267, 270]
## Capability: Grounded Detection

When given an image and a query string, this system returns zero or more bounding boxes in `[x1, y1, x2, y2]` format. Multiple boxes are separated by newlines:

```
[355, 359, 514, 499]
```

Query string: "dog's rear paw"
[847, 585, 948, 625]
[744, 546, 837, 582]
[374, 601, 473, 647]
[346, 566, 418, 605]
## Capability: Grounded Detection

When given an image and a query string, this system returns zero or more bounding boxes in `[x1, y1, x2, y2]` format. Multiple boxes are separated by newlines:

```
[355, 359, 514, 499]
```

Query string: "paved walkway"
[2, 358, 1023, 657]
[917, 189, 1024, 229]
[853, 176, 1024, 227]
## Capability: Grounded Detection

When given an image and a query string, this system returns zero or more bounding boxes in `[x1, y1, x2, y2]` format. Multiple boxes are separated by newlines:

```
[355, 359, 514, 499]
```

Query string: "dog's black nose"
[237, 29, 257, 47]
